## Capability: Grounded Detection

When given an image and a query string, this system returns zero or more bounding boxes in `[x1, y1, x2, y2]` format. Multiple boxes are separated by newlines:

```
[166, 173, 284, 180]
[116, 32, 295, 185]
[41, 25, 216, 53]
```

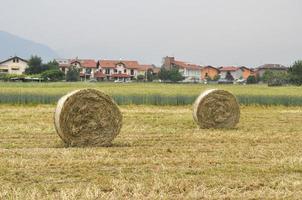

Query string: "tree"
[137, 74, 145, 81]
[146, 69, 154, 82]
[169, 68, 184, 82]
[66, 66, 80, 82]
[246, 75, 257, 84]
[289, 60, 302, 85]
[43, 60, 60, 71]
[225, 72, 234, 81]
[158, 68, 169, 81]
[41, 69, 65, 81]
[262, 70, 288, 86]
[25, 55, 43, 74]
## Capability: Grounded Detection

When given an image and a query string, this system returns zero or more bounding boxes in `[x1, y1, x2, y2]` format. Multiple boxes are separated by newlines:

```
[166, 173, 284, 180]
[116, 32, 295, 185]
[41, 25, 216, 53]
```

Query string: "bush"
[262, 70, 288, 86]
[41, 69, 65, 81]
[137, 74, 145, 81]
[289, 60, 302, 85]
[246, 75, 257, 84]
[66, 67, 80, 82]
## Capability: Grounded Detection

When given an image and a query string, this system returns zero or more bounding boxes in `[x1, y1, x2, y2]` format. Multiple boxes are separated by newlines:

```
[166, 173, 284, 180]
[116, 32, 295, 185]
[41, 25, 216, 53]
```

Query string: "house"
[96, 60, 141, 81]
[241, 66, 254, 80]
[0, 56, 28, 75]
[201, 66, 220, 80]
[162, 56, 201, 81]
[219, 66, 243, 80]
[55, 58, 70, 73]
[137, 64, 159, 80]
[70, 59, 97, 80]
[256, 64, 288, 78]
[56, 58, 98, 80]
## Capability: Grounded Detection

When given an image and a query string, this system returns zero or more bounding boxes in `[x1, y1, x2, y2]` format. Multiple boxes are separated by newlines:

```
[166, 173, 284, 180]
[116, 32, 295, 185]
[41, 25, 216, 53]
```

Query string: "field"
[0, 82, 302, 106]
[1, 83, 302, 199]
[1, 104, 302, 199]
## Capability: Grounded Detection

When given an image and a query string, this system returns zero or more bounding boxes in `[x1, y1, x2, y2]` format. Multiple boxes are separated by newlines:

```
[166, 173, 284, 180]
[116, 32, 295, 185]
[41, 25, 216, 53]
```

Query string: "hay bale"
[54, 89, 122, 147]
[193, 89, 240, 128]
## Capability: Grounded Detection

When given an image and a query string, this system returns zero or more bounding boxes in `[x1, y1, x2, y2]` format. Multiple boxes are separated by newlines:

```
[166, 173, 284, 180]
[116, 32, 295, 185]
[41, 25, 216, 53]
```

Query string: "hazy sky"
[1, 0, 301, 67]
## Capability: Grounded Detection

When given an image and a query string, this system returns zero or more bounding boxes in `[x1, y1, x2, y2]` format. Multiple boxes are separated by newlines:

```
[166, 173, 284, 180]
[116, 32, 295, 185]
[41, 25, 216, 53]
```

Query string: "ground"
[1, 105, 302, 199]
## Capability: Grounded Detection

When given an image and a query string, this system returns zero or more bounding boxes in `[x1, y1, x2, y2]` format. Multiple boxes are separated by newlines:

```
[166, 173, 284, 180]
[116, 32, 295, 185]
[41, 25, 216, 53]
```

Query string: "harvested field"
[1, 105, 302, 199]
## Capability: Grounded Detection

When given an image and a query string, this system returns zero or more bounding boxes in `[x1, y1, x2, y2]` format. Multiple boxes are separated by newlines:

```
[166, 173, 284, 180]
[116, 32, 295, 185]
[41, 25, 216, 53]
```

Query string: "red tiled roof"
[98, 60, 140, 69]
[137, 64, 154, 71]
[111, 73, 131, 78]
[71, 59, 97, 68]
[94, 71, 106, 78]
[219, 66, 240, 71]
[172, 60, 201, 70]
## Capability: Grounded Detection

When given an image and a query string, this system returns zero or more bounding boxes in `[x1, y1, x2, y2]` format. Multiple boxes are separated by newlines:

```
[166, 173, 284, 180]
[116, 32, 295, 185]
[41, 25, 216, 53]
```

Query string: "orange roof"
[98, 60, 140, 69]
[71, 59, 97, 68]
[94, 71, 106, 78]
[111, 73, 131, 78]
[172, 60, 201, 70]
[219, 66, 240, 71]
[137, 64, 154, 71]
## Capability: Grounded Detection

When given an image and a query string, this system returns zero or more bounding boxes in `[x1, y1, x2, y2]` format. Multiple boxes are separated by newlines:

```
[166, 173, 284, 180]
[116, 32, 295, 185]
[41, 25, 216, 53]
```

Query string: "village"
[0, 55, 289, 84]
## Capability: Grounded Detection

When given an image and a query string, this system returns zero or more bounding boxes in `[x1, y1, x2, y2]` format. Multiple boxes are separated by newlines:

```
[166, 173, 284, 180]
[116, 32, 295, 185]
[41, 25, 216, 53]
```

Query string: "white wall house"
[97, 60, 140, 81]
[0, 56, 28, 75]
[219, 67, 243, 80]
[162, 56, 201, 81]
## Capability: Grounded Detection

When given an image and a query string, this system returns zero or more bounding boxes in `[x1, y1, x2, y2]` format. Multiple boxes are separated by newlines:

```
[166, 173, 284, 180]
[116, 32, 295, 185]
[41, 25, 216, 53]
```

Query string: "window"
[86, 68, 92, 74]
[105, 69, 110, 74]
[114, 69, 117, 73]
[16, 58, 19, 63]
[12, 68, 19, 70]
[0, 69, 8, 73]
[124, 69, 127, 73]
[131, 69, 134, 75]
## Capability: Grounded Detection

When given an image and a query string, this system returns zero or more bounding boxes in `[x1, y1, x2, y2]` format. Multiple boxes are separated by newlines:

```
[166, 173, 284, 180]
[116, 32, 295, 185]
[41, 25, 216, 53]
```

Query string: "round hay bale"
[54, 89, 122, 147]
[193, 89, 240, 129]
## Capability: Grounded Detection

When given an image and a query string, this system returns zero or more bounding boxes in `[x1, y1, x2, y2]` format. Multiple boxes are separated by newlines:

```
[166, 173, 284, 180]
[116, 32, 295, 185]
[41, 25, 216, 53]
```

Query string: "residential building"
[55, 58, 70, 73]
[97, 60, 141, 81]
[241, 66, 254, 80]
[201, 66, 220, 80]
[162, 56, 201, 81]
[137, 64, 160, 80]
[256, 64, 288, 78]
[70, 59, 97, 80]
[219, 66, 243, 80]
[57, 58, 98, 80]
[0, 56, 28, 75]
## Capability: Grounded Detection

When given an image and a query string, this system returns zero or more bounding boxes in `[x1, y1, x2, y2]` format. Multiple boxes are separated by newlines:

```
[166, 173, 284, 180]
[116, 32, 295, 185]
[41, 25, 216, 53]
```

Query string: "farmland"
[0, 83, 302, 199]
[1, 105, 302, 199]
[0, 82, 302, 105]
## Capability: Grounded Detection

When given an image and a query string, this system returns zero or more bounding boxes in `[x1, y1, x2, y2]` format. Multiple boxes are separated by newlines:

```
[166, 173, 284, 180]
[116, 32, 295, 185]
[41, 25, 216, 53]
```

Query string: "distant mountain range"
[0, 31, 58, 61]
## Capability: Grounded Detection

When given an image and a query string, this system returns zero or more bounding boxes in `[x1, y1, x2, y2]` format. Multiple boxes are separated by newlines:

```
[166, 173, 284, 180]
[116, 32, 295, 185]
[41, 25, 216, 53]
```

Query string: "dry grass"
[0, 105, 302, 199]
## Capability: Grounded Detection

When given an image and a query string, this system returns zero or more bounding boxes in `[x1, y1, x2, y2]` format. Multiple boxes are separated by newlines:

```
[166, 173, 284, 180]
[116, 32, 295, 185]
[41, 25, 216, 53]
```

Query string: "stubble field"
[1, 104, 302, 199]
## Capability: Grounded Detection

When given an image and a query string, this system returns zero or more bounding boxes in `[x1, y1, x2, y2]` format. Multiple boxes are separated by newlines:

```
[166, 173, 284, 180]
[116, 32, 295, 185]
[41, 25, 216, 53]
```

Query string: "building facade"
[0, 56, 28, 75]
[162, 56, 201, 81]
[201, 66, 220, 80]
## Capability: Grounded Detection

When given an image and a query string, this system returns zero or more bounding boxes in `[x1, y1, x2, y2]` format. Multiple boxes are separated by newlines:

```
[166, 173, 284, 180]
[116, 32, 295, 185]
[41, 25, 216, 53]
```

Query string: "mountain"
[0, 31, 58, 61]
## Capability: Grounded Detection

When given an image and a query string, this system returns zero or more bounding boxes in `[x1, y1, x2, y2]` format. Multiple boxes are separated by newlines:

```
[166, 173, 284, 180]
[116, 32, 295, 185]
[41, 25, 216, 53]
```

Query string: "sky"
[0, 0, 302, 67]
